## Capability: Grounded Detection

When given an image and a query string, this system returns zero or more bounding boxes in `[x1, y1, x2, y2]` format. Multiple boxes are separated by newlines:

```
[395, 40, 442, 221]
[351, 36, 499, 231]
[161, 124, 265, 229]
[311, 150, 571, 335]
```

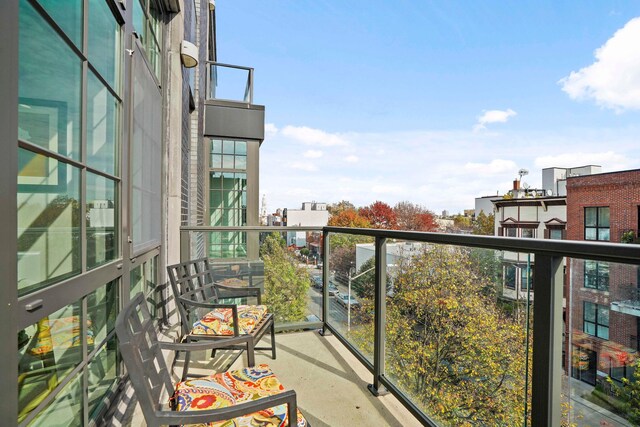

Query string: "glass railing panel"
[208, 63, 252, 103]
[327, 232, 375, 363]
[197, 230, 323, 330]
[565, 258, 639, 426]
[383, 242, 533, 426]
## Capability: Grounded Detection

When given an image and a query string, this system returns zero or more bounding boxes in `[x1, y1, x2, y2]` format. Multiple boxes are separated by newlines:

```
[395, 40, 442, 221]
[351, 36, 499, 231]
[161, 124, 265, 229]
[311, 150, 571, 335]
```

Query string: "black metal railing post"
[369, 236, 388, 396]
[531, 254, 564, 426]
[321, 229, 331, 336]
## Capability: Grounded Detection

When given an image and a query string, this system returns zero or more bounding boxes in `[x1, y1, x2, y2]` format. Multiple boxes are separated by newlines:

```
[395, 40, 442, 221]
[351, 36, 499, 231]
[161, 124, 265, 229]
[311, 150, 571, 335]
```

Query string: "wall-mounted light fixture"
[180, 40, 198, 68]
[209, 0, 215, 11]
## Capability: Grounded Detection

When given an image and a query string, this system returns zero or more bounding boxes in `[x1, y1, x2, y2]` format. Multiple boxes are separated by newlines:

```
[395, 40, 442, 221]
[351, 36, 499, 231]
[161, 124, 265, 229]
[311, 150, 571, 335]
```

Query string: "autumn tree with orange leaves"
[360, 201, 397, 229]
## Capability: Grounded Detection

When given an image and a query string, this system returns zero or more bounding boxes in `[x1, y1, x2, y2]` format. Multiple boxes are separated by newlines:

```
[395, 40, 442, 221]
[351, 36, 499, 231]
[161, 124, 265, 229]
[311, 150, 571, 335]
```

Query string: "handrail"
[180, 225, 640, 264]
[205, 60, 254, 72]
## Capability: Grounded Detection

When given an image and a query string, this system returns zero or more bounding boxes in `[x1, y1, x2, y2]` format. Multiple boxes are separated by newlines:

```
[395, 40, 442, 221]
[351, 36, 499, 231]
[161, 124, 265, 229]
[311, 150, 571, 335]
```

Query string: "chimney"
[513, 180, 520, 190]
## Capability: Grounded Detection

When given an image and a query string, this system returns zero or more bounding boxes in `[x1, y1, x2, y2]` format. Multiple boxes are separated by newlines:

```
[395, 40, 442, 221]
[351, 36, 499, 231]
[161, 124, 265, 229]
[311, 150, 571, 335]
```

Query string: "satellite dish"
[547, 189, 552, 196]
[522, 182, 530, 190]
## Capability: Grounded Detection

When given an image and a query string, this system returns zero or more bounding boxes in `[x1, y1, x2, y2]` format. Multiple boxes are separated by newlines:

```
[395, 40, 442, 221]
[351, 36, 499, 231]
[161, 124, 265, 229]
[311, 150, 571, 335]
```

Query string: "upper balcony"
[204, 61, 265, 141]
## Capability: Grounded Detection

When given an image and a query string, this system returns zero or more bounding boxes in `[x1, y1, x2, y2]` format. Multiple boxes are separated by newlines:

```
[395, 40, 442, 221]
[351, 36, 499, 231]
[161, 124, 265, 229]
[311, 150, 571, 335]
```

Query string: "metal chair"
[116, 293, 306, 427]
[167, 258, 276, 379]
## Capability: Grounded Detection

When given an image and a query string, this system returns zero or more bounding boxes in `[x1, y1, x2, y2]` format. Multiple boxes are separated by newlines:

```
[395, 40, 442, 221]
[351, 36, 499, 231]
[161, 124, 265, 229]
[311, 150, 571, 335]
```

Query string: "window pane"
[211, 154, 222, 168]
[87, 72, 119, 175]
[235, 140, 247, 155]
[598, 228, 610, 241]
[597, 326, 609, 340]
[585, 228, 597, 240]
[585, 208, 597, 227]
[211, 139, 222, 154]
[598, 208, 610, 227]
[18, 302, 84, 423]
[222, 154, 234, 168]
[87, 281, 118, 350]
[88, 0, 120, 90]
[132, 0, 145, 43]
[598, 306, 609, 326]
[18, 149, 81, 295]
[88, 338, 118, 420]
[87, 173, 117, 269]
[36, 0, 83, 48]
[28, 372, 83, 426]
[584, 303, 595, 322]
[584, 322, 596, 336]
[235, 155, 247, 170]
[19, 0, 82, 160]
[223, 140, 235, 154]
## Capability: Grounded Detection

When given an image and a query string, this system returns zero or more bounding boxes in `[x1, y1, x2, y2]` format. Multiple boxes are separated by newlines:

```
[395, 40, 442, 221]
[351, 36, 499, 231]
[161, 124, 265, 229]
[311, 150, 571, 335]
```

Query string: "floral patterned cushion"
[30, 316, 94, 356]
[174, 364, 307, 427]
[192, 305, 268, 336]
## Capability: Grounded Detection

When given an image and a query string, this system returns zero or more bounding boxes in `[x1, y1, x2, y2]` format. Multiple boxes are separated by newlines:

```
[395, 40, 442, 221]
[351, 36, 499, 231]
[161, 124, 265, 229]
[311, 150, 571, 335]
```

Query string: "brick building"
[565, 169, 640, 386]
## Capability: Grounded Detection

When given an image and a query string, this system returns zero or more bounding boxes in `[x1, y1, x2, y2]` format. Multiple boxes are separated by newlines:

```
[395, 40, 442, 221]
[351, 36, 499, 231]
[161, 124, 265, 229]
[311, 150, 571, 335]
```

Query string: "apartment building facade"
[566, 169, 640, 386]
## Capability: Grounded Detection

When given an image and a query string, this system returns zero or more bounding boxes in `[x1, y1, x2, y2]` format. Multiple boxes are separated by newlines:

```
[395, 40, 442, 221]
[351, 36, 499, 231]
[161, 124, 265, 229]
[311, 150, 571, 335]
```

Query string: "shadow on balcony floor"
[126, 329, 420, 427]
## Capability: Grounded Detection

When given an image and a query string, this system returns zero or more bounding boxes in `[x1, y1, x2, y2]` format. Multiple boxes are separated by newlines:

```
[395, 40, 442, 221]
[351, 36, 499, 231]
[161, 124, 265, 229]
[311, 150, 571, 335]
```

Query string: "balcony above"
[204, 61, 265, 141]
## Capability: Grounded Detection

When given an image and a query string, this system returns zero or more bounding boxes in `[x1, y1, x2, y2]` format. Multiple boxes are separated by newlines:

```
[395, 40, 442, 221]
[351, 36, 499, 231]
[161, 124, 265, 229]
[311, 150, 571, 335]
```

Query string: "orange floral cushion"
[174, 364, 307, 427]
[192, 305, 267, 336]
[30, 316, 94, 356]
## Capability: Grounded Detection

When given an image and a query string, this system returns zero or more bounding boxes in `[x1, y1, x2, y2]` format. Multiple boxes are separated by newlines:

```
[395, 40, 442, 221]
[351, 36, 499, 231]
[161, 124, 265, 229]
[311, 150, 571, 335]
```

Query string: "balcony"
[204, 61, 265, 141]
[611, 287, 640, 317]
[165, 226, 640, 426]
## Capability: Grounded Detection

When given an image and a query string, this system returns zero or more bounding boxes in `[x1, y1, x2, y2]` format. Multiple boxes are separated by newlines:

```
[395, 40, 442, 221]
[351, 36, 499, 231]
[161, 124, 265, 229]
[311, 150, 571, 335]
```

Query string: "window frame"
[584, 207, 610, 241]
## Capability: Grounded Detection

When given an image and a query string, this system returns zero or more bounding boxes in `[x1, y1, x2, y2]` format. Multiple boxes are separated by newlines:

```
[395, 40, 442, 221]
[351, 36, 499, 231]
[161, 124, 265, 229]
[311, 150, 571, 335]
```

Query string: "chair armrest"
[158, 335, 250, 352]
[156, 390, 298, 425]
[177, 298, 240, 336]
[215, 285, 262, 304]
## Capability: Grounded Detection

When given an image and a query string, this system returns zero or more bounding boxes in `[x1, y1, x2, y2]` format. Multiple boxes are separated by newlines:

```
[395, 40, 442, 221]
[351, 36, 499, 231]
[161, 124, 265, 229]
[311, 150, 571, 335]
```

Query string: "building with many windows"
[566, 169, 640, 387]
[2, 0, 263, 424]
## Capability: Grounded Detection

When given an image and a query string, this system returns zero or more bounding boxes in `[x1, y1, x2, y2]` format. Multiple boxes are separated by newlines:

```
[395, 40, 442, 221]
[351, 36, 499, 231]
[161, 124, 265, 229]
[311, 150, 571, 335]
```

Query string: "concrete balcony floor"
[126, 330, 420, 426]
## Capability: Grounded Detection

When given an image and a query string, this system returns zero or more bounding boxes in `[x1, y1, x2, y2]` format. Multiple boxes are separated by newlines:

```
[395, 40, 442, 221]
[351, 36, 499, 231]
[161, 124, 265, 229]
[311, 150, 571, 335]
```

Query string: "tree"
[473, 212, 495, 236]
[351, 246, 529, 425]
[328, 209, 371, 228]
[453, 214, 472, 231]
[608, 358, 640, 425]
[393, 201, 438, 231]
[260, 233, 310, 323]
[328, 200, 355, 217]
[351, 257, 392, 299]
[360, 201, 397, 229]
[329, 246, 356, 277]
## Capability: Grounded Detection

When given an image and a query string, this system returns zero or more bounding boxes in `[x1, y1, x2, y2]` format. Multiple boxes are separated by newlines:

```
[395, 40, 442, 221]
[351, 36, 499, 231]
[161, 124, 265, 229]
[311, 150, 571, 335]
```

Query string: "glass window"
[130, 256, 158, 317]
[520, 266, 533, 291]
[88, 0, 120, 90]
[584, 207, 610, 241]
[36, 0, 83, 48]
[583, 302, 609, 339]
[584, 261, 609, 291]
[86, 281, 118, 350]
[87, 72, 119, 175]
[28, 372, 84, 426]
[505, 228, 517, 237]
[504, 265, 516, 289]
[19, 0, 82, 160]
[549, 229, 564, 240]
[18, 301, 84, 423]
[87, 173, 117, 269]
[18, 149, 81, 295]
[132, 0, 145, 43]
[521, 228, 534, 238]
[88, 338, 119, 419]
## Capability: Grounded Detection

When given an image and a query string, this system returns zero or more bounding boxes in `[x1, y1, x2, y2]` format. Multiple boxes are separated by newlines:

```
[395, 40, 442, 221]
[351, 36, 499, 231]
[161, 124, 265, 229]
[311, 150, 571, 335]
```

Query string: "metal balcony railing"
[206, 61, 254, 104]
[180, 225, 640, 427]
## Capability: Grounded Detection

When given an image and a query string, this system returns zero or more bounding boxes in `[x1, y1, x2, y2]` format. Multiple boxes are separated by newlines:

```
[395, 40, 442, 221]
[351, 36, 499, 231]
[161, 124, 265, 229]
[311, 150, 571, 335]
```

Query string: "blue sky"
[216, 1, 640, 214]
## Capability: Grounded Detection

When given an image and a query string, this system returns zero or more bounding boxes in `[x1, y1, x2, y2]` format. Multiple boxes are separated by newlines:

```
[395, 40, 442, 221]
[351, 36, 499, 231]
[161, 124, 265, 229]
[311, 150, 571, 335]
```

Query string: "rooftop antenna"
[518, 168, 529, 181]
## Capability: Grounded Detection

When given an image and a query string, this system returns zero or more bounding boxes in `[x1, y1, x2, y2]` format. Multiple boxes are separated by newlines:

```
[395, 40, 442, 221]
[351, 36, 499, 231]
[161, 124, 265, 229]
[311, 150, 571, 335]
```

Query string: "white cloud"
[559, 17, 640, 111]
[345, 155, 359, 163]
[464, 159, 518, 174]
[281, 125, 348, 146]
[291, 162, 318, 172]
[265, 123, 279, 137]
[372, 185, 406, 194]
[474, 109, 517, 131]
[303, 150, 323, 158]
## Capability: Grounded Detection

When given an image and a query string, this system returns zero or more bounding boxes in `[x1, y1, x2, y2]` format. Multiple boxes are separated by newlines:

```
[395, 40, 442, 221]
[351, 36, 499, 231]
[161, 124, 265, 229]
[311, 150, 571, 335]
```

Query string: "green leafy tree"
[352, 246, 529, 426]
[328, 200, 356, 217]
[608, 359, 640, 425]
[261, 233, 309, 323]
[473, 212, 495, 236]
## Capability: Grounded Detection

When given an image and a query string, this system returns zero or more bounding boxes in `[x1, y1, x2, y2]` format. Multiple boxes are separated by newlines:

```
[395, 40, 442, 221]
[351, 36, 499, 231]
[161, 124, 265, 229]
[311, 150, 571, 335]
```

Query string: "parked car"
[311, 275, 323, 289]
[327, 281, 338, 296]
[336, 293, 359, 308]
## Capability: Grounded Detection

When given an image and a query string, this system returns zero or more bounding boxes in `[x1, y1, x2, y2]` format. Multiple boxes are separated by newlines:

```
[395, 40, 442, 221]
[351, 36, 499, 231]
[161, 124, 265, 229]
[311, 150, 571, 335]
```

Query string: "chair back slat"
[167, 258, 220, 335]
[115, 293, 175, 425]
